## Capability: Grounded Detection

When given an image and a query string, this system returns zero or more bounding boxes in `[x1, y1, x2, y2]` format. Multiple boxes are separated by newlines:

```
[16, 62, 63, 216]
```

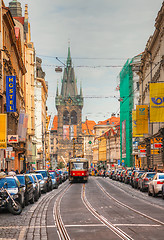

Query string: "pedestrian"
[15, 169, 19, 174]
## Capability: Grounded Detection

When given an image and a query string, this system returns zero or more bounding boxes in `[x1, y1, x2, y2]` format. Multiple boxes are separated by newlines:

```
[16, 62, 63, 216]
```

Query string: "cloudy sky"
[5, 0, 164, 122]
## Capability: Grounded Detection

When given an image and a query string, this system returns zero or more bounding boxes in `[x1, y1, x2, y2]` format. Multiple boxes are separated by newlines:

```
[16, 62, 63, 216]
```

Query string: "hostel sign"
[6, 76, 16, 112]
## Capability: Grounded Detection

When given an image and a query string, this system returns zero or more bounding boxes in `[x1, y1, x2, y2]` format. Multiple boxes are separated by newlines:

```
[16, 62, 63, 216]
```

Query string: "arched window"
[71, 110, 77, 125]
[63, 110, 69, 125]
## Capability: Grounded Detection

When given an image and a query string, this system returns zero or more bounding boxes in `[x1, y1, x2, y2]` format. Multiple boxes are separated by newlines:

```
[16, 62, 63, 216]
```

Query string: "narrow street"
[0, 177, 164, 240]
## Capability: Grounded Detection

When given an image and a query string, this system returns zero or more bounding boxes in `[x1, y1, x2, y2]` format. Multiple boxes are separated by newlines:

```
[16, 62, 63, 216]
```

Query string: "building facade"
[0, 1, 26, 171]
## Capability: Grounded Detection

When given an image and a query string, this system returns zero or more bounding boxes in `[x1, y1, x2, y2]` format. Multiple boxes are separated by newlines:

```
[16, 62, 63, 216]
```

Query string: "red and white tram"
[68, 158, 89, 182]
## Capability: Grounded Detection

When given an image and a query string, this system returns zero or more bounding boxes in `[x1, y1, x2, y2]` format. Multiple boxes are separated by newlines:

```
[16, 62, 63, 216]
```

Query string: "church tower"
[55, 47, 83, 163]
[9, 0, 22, 17]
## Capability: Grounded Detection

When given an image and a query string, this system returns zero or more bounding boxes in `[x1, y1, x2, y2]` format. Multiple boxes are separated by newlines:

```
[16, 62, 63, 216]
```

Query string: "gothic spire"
[61, 47, 78, 98]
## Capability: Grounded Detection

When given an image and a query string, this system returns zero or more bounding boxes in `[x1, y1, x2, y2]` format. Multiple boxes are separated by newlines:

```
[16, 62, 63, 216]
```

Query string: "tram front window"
[72, 162, 87, 170]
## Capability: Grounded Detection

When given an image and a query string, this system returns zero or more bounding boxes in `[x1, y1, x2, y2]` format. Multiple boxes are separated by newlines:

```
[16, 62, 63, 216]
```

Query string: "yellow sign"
[132, 110, 143, 137]
[149, 83, 164, 122]
[0, 114, 7, 149]
[136, 105, 148, 135]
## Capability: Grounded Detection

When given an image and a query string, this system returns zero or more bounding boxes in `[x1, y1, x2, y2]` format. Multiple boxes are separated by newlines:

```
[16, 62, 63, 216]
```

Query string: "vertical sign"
[0, 114, 7, 149]
[122, 120, 126, 158]
[136, 105, 148, 135]
[149, 82, 164, 122]
[6, 76, 16, 112]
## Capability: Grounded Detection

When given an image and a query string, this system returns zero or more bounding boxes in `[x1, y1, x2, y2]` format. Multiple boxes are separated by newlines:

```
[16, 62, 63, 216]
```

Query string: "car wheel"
[148, 187, 152, 196]
[25, 197, 28, 206]
[30, 193, 35, 204]
[162, 191, 164, 200]
[152, 187, 157, 197]
[22, 200, 25, 208]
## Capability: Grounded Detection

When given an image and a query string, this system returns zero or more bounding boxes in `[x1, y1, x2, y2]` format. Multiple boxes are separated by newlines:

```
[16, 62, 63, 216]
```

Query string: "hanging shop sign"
[138, 144, 146, 158]
[150, 137, 162, 154]
[6, 76, 16, 112]
[136, 105, 148, 135]
[0, 114, 7, 149]
[149, 82, 164, 122]
[8, 135, 18, 143]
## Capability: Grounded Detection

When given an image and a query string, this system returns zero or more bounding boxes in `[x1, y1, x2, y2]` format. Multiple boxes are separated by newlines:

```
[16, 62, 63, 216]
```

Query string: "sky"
[4, 0, 164, 123]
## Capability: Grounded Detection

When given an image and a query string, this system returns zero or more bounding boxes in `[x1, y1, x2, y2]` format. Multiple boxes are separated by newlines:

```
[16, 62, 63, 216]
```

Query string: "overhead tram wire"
[41, 64, 123, 68]
[37, 54, 128, 61]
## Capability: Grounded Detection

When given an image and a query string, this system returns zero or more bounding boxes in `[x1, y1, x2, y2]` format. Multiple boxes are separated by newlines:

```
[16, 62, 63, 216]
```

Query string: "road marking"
[0, 223, 161, 230]
[114, 224, 161, 227]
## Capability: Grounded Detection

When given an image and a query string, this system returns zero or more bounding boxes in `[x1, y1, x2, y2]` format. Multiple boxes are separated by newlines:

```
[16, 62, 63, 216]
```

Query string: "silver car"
[49, 172, 58, 189]
[35, 173, 47, 193]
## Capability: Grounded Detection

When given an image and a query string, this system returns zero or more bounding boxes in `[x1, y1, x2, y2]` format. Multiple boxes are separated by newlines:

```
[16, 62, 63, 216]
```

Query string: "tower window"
[63, 110, 69, 125]
[71, 110, 77, 125]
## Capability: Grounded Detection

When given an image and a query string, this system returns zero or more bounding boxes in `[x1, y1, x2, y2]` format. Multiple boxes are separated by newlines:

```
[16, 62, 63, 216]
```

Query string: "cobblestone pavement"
[0, 181, 69, 240]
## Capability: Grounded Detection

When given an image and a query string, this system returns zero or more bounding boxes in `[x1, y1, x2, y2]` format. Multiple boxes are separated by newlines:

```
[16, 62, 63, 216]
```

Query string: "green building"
[120, 59, 133, 167]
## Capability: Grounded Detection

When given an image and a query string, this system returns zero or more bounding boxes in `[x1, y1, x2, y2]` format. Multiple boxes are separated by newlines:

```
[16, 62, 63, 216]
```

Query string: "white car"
[148, 173, 164, 197]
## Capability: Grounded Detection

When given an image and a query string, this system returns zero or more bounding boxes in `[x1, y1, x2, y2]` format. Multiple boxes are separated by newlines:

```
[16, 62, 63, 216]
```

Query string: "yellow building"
[98, 136, 106, 162]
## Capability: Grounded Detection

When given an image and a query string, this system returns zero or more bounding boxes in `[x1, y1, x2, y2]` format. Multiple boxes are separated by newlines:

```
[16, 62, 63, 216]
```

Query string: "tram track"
[95, 179, 164, 226]
[81, 184, 134, 240]
[20, 181, 70, 240]
[53, 184, 72, 240]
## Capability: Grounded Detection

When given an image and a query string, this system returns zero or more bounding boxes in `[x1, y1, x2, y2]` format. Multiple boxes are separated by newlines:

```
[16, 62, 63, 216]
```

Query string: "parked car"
[138, 172, 156, 192]
[112, 169, 121, 180]
[162, 183, 164, 199]
[63, 170, 68, 180]
[148, 173, 164, 197]
[31, 174, 41, 198]
[115, 169, 122, 181]
[133, 171, 145, 189]
[49, 172, 58, 189]
[122, 169, 131, 183]
[109, 170, 115, 179]
[130, 170, 140, 187]
[0, 176, 25, 208]
[55, 170, 62, 184]
[49, 170, 60, 186]
[124, 171, 132, 184]
[35, 173, 47, 193]
[118, 170, 125, 182]
[16, 174, 34, 205]
[35, 170, 52, 191]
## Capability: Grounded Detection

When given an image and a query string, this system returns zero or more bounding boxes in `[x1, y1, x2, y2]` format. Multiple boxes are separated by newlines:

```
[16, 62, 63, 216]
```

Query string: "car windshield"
[32, 175, 37, 182]
[28, 175, 35, 183]
[36, 174, 43, 180]
[159, 175, 164, 179]
[138, 172, 144, 177]
[0, 178, 17, 189]
[147, 173, 156, 178]
[36, 171, 47, 178]
[50, 173, 55, 179]
[17, 175, 25, 185]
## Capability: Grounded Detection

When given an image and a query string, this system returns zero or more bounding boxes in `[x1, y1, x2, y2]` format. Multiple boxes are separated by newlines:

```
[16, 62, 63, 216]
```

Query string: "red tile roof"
[96, 116, 120, 126]
[14, 17, 24, 25]
[82, 120, 96, 135]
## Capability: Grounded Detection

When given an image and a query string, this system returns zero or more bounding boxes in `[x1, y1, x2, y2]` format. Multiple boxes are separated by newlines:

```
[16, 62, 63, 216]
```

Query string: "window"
[63, 110, 69, 125]
[70, 110, 77, 125]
